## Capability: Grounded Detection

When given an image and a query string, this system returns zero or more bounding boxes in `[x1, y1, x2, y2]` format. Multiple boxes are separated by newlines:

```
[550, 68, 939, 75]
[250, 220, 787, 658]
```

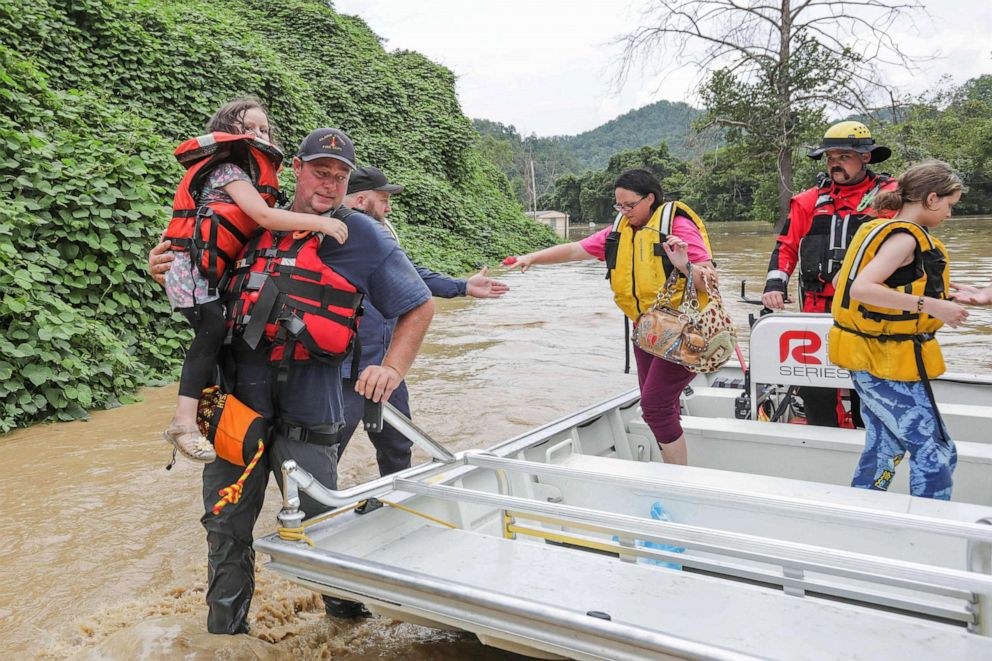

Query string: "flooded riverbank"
[2, 218, 990, 658]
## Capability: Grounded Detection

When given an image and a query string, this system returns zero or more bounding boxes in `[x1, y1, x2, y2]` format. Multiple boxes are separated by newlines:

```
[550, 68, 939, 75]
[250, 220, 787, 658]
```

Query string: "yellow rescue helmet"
[808, 121, 891, 163]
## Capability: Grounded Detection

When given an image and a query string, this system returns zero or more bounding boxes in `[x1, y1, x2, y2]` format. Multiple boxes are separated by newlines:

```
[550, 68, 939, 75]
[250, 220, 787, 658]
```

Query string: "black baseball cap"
[297, 128, 356, 169]
[347, 166, 404, 195]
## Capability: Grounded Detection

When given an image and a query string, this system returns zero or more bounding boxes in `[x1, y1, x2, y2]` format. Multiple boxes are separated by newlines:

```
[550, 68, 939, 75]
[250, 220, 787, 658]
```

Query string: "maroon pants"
[632, 342, 696, 445]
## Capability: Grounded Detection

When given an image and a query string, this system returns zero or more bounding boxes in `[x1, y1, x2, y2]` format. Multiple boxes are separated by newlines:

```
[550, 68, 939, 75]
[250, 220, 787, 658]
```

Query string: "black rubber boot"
[205, 531, 254, 634]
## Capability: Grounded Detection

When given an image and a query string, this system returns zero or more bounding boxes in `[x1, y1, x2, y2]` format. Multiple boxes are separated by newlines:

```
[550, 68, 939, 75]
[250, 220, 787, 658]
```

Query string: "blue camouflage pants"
[849, 370, 957, 500]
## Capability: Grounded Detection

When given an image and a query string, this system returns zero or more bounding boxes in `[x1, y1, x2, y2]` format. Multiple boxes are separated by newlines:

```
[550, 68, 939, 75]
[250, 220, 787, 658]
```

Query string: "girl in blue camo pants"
[849, 371, 957, 499]
[836, 161, 968, 500]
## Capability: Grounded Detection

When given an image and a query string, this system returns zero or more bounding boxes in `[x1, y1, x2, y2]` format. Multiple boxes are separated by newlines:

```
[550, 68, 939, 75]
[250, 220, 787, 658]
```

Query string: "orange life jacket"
[163, 132, 284, 295]
[226, 208, 364, 368]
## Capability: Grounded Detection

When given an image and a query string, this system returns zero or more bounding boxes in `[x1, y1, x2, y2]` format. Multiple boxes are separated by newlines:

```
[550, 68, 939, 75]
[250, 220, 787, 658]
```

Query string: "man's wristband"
[763, 279, 788, 295]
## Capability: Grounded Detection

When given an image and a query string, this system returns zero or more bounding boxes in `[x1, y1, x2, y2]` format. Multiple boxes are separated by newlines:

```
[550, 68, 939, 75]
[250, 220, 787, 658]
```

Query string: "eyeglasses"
[613, 196, 646, 213]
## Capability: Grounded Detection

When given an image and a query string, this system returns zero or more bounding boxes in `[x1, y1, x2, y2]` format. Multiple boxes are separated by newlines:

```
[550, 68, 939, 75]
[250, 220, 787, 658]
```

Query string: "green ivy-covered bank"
[0, 0, 556, 432]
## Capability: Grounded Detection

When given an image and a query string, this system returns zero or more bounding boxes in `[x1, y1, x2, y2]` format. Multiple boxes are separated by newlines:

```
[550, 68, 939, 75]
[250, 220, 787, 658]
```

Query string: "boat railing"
[276, 394, 641, 526]
[463, 453, 992, 544]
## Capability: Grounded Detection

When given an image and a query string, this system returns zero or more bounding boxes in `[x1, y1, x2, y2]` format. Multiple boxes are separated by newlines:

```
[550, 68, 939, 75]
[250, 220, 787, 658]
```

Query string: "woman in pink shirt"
[511, 169, 715, 465]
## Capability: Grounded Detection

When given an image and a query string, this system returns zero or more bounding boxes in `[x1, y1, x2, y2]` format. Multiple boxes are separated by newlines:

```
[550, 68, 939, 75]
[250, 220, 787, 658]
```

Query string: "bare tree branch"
[615, 0, 928, 225]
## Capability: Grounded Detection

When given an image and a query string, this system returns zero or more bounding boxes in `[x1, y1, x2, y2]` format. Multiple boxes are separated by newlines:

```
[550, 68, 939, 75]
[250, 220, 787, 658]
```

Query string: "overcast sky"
[334, 0, 992, 137]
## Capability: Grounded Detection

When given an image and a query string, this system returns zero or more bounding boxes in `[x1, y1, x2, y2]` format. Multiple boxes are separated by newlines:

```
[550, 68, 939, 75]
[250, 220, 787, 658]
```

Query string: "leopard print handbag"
[633, 264, 737, 374]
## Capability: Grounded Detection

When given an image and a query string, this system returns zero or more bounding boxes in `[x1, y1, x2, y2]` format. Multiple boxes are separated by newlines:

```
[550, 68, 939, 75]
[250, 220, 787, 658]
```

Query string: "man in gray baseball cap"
[337, 165, 509, 480]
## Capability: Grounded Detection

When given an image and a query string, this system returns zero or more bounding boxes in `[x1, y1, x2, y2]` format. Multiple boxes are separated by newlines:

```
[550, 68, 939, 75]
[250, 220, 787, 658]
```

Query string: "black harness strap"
[623, 316, 631, 374]
[266, 273, 363, 310]
[832, 323, 948, 444]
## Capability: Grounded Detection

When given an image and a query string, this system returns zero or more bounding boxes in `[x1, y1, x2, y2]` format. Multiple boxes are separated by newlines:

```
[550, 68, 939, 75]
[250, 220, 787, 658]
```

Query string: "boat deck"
[359, 525, 992, 661]
[258, 386, 992, 660]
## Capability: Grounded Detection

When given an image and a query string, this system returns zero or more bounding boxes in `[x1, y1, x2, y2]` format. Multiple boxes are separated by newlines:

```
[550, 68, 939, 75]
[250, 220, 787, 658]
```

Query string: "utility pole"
[529, 158, 538, 214]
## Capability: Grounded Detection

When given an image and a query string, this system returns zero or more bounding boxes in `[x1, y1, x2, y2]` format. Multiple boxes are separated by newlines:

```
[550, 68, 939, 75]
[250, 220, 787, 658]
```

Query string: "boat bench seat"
[680, 385, 740, 418]
[559, 452, 992, 521]
[939, 402, 992, 445]
[680, 388, 992, 444]
[626, 415, 992, 506]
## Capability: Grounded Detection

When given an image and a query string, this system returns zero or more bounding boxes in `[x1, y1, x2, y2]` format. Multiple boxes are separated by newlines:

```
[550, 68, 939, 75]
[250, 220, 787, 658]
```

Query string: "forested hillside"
[566, 100, 710, 167]
[0, 0, 555, 431]
[474, 100, 716, 209]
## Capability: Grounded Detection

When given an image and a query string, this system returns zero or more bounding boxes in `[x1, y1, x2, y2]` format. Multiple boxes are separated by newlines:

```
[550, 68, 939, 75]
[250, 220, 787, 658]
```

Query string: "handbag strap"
[698, 266, 721, 303]
[683, 262, 698, 311]
[654, 266, 682, 308]
[654, 262, 698, 312]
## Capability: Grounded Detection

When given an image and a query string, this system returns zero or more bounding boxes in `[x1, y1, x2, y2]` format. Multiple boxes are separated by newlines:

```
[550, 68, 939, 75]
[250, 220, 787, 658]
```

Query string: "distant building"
[526, 210, 570, 238]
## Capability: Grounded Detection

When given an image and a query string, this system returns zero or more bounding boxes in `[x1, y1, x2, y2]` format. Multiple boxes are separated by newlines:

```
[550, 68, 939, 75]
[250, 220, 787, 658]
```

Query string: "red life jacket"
[797, 170, 894, 297]
[227, 208, 363, 366]
[164, 132, 284, 295]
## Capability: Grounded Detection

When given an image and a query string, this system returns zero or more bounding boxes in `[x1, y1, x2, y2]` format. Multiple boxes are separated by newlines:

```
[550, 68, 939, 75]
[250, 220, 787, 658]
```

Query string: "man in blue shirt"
[149, 129, 435, 633]
[338, 166, 509, 475]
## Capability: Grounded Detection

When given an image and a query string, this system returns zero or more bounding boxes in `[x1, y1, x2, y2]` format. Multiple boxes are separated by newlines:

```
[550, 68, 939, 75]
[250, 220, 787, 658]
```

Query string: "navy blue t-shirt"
[266, 210, 431, 429]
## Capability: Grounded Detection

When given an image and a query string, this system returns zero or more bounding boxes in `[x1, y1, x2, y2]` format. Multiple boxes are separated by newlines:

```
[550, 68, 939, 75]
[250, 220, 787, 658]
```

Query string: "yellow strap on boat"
[277, 501, 363, 546]
[276, 498, 456, 546]
[211, 440, 266, 516]
[378, 499, 457, 529]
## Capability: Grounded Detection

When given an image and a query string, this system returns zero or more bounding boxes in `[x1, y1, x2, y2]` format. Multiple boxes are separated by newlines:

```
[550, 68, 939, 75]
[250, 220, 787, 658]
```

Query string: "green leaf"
[22, 363, 53, 386]
[4, 297, 25, 313]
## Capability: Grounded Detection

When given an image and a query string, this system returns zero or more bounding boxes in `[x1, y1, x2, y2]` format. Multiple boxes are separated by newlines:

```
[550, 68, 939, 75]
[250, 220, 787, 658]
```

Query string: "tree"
[618, 0, 926, 226]
[540, 142, 689, 224]
[877, 75, 992, 215]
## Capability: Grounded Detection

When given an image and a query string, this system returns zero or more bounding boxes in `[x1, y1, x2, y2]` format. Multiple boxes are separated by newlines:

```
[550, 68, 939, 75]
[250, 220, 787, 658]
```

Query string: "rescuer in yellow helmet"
[761, 120, 897, 427]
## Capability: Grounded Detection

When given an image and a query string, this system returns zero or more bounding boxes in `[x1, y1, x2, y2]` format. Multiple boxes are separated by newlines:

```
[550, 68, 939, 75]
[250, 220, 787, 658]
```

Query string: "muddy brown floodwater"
[2, 219, 990, 659]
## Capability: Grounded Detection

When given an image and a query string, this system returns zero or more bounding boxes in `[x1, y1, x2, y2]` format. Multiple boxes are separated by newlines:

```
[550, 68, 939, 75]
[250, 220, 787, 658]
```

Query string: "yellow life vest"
[829, 218, 949, 381]
[607, 201, 712, 322]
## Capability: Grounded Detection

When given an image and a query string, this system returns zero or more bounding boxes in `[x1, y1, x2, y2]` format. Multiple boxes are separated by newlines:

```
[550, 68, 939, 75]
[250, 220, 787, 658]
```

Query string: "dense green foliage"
[0, 0, 555, 431]
[473, 100, 717, 210]
[874, 76, 992, 216]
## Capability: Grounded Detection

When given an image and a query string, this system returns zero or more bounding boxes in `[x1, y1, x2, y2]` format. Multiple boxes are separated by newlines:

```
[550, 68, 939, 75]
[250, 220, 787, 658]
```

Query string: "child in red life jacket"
[160, 97, 349, 463]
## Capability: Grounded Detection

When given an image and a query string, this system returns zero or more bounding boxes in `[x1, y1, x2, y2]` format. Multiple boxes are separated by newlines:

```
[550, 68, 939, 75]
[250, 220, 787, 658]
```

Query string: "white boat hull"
[256, 314, 992, 659]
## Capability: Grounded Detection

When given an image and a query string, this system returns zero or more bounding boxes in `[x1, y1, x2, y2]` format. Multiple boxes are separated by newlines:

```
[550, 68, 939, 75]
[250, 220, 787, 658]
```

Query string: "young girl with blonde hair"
[161, 97, 349, 463]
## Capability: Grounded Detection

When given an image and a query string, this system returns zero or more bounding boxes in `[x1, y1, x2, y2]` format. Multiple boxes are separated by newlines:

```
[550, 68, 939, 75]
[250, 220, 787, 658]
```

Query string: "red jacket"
[764, 170, 896, 311]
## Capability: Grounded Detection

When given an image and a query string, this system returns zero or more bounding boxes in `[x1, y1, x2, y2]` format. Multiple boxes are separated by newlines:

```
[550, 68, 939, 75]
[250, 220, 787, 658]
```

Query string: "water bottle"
[640, 502, 685, 570]
[614, 501, 685, 570]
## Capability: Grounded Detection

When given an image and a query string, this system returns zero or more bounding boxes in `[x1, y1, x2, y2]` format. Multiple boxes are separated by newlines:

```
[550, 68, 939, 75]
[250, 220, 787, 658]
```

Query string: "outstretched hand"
[925, 297, 969, 327]
[505, 254, 537, 272]
[466, 266, 510, 299]
[950, 281, 992, 306]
